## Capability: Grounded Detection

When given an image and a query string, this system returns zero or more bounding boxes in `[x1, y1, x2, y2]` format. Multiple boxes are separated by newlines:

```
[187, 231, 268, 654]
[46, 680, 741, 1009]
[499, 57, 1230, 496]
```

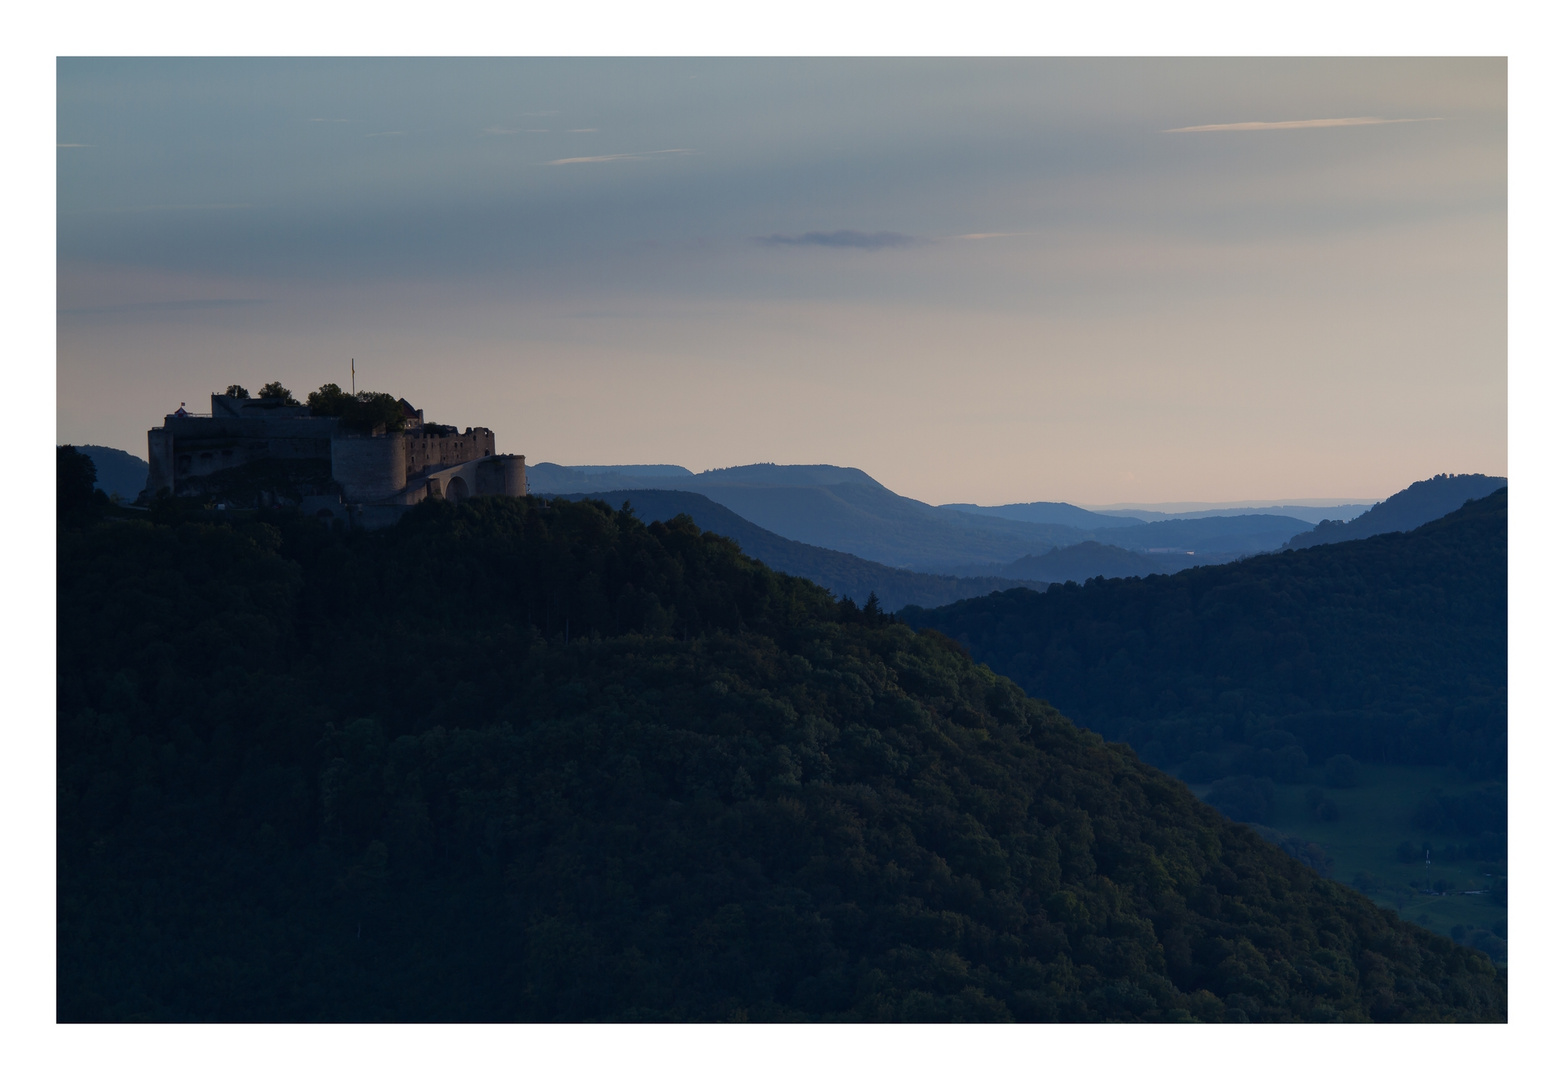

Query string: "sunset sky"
[56, 57, 1506, 506]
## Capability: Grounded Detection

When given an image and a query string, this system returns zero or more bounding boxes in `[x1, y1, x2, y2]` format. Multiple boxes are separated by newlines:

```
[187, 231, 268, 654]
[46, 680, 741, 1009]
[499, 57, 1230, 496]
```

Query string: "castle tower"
[475, 454, 528, 497]
[331, 431, 407, 504]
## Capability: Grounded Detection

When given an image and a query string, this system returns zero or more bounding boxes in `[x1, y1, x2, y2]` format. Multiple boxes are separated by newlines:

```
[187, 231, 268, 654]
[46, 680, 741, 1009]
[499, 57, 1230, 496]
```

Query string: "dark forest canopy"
[56, 469, 1504, 1021]
[57, 445, 110, 526]
[904, 490, 1507, 782]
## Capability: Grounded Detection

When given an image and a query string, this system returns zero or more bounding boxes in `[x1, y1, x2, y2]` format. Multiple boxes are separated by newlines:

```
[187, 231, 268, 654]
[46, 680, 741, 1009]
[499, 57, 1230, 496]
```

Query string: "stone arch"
[445, 475, 470, 502]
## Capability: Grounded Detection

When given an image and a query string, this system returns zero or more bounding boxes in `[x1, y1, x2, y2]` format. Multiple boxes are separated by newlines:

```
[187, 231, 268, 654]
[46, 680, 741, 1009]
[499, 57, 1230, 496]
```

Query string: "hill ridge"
[568, 488, 1037, 610]
[905, 489, 1508, 780]
[1285, 474, 1506, 549]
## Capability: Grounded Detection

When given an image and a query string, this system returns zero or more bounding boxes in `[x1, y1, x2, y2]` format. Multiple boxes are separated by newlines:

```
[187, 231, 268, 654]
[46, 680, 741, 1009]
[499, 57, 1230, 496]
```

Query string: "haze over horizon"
[57, 58, 1506, 506]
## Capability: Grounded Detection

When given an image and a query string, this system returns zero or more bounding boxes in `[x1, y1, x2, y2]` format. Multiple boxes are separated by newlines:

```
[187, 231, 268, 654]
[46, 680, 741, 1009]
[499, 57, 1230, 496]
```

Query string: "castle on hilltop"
[143, 383, 525, 527]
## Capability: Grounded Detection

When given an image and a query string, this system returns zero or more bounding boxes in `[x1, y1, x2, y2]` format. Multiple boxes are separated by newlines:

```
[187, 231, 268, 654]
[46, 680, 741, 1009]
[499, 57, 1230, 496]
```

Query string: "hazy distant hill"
[690, 482, 1094, 569]
[529, 461, 881, 495]
[575, 489, 1035, 610]
[693, 484, 1309, 569]
[1285, 474, 1507, 549]
[566, 464, 695, 478]
[527, 463, 693, 492]
[940, 501, 1142, 530]
[694, 463, 887, 488]
[1099, 514, 1312, 555]
[1095, 503, 1373, 525]
[906, 490, 1508, 780]
[534, 462, 1344, 572]
[531, 465, 1090, 568]
[1000, 541, 1184, 583]
[946, 544, 1242, 585]
[73, 445, 149, 502]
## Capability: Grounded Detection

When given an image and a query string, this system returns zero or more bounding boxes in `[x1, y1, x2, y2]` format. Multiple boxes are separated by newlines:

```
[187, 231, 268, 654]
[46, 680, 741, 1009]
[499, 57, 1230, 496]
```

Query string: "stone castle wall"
[331, 431, 408, 504]
[145, 407, 338, 498]
[406, 427, 497, 476]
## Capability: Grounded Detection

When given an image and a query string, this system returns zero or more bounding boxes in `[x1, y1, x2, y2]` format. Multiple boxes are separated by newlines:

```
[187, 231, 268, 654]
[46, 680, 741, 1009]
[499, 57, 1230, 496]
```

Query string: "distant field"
[1189, 763, 1507, 964]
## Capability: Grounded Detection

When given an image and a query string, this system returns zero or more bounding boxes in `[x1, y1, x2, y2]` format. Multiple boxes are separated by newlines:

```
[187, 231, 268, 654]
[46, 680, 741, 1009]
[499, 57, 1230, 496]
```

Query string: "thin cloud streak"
[57, 143, 91, 148]
[1165, 116, 1441, 133]
[546, 148, 691, 165]
[548, 153, 638, 165]
[759, 230, 923, 250]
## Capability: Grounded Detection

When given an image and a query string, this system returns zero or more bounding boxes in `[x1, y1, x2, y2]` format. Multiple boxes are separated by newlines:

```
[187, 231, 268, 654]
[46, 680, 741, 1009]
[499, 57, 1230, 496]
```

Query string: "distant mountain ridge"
[1097, 514, 1312, 555]
[570, 489, 1035, 610]
[527, 463, 692, 492]
[1096, 504, 1373, 525]
[946, 499, 1374, 529]
[1285, 474, 1507, 549]
[533, 463, 1323, 572]
[1000, 541, 1181, 583]
[694, 463, 886, 488]
[528, 461, 883, 494]
[566, 464, 694, 478]
[906, 489, 1508, 780]
[690, 482, 1089, 569]
[939, 501, 1142, 530]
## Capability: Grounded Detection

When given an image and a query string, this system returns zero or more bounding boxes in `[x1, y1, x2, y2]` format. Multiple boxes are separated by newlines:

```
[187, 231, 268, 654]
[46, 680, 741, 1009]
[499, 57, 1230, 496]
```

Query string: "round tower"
[475, 454, 527, 497]
[331, 432, 407, 503]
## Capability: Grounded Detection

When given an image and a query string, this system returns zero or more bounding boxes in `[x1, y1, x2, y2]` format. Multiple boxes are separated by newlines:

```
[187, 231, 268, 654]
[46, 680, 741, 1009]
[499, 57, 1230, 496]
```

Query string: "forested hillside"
[1285, 474, 1506, 549]
[904, 490, 1507, 781]
[57, 453, 1504, 1021]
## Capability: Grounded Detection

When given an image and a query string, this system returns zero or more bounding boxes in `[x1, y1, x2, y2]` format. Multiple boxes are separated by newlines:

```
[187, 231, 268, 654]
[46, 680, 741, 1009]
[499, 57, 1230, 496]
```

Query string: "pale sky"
[56, 58, 1506, 506]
